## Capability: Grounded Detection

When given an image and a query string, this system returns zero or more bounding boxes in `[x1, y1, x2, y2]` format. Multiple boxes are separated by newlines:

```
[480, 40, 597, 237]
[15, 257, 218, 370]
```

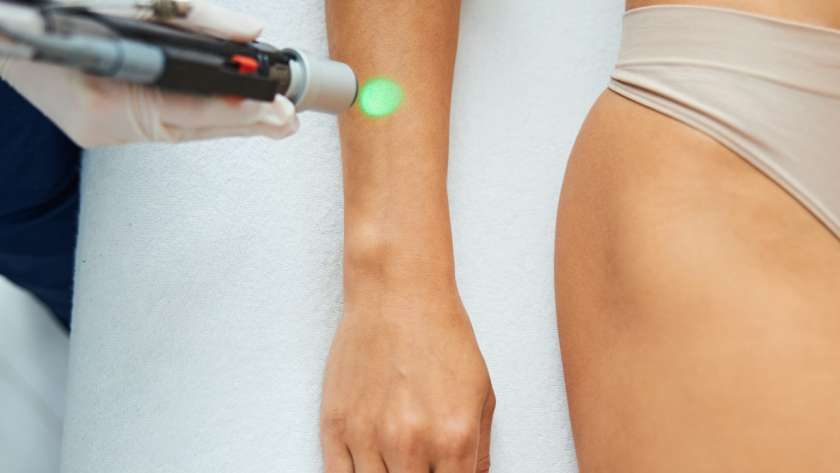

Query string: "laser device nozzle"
[283, 48, 357, 114]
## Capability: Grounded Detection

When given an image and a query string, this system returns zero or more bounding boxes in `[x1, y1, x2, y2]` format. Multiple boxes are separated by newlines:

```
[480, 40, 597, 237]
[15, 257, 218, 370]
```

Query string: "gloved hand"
[0, 1, 299, 148]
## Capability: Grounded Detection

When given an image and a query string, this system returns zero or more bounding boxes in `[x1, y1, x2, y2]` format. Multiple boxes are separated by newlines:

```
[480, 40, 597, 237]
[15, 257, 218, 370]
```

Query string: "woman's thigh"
[555, 90, 840, 472]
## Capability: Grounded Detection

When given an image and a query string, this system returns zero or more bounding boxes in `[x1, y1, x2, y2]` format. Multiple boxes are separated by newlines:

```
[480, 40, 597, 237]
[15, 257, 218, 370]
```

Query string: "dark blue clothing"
[0, 81, 80, 331]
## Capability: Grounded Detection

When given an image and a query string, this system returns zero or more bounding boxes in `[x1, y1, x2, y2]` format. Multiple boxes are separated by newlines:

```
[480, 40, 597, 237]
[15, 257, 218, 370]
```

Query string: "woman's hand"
[321, 271, 495, 473]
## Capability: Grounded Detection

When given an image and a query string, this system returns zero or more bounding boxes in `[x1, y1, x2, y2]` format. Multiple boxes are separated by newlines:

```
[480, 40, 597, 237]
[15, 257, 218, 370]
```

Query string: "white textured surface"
[62, 1, 623, 471]
[0, 277, 68, 473]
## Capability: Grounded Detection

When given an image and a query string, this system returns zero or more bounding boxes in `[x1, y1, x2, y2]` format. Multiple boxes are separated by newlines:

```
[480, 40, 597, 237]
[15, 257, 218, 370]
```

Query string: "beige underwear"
[609, 6, 840, 238]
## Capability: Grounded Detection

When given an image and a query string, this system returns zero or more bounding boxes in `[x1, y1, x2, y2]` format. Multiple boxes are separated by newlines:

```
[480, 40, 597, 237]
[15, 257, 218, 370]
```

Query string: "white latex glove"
[0, 1, 299, 148]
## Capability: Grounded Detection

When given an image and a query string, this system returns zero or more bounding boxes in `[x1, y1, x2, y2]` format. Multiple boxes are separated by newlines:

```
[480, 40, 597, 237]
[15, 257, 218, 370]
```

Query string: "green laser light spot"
[358, 78, 404, 118]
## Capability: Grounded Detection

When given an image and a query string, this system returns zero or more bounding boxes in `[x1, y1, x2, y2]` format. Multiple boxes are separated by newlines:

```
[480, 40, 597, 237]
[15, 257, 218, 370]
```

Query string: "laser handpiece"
[0, 1, 358, 114]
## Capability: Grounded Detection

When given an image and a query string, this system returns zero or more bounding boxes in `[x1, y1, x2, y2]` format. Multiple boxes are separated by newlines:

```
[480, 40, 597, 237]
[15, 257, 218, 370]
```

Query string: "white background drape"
[56, 1, 623, 471]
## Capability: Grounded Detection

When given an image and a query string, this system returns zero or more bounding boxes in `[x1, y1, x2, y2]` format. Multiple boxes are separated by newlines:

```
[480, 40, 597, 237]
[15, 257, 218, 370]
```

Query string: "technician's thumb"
[476, 386, 496, 473]
[167, 0, 264, 42]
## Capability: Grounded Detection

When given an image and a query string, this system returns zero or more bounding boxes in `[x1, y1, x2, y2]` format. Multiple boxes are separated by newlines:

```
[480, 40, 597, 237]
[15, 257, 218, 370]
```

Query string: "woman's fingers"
[320, 394, 495, 473]
[476, 388, 496, 473]
[349, 450, 388, 473]
[321, 431, 354, 473]
[437, 388, 497, 473]
[434, 457, 476, 473]
[381, 444, 430, 473]
[427, 419, 480, 473]
[322, 447, 354, 473]
[383, 463, 429, 473]
[319, 303, 494, 473]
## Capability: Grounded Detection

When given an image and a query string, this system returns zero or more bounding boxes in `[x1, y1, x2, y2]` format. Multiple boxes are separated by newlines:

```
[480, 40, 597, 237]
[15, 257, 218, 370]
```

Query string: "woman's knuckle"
[384, 414, 427, 455]
[321, 410, 350, 437]
[379, 416, 402, 444]
[345, 414, 375, 441]
[397, 428, 425, 453]
[437, 418, 476, 456]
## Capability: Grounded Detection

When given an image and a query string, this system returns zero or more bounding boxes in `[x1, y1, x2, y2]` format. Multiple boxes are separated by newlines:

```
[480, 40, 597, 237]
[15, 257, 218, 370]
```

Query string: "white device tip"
[283, 48, 357, 114]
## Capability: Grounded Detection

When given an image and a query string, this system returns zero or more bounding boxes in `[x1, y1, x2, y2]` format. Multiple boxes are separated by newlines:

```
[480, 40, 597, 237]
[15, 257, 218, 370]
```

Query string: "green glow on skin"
[358, 77, 404, 118]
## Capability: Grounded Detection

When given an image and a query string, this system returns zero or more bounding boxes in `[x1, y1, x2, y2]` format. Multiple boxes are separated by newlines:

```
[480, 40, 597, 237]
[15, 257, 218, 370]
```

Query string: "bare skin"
[322, 2, 494, 473]
[556, 1, 840, 471]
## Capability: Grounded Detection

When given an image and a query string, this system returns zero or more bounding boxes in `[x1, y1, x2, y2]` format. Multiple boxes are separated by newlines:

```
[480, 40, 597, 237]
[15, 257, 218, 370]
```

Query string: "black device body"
[42, 6, 292, 101]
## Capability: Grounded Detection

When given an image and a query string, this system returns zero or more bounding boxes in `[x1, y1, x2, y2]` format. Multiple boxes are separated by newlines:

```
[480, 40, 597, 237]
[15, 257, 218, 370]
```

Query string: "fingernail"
[276, 97, 297, 117]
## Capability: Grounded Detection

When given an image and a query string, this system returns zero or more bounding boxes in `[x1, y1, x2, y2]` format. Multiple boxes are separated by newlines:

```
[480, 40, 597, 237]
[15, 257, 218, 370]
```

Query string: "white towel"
[62, 1, 623, 471]
[0, 276, 68, 473]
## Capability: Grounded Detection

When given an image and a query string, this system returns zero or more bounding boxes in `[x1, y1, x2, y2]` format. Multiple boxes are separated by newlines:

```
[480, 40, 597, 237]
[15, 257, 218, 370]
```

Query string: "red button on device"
[231, 55, 259, 74]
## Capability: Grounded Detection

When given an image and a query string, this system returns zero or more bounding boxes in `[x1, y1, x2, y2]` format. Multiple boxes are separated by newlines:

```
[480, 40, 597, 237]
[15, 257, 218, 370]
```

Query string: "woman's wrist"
[343, 223, 458, 295]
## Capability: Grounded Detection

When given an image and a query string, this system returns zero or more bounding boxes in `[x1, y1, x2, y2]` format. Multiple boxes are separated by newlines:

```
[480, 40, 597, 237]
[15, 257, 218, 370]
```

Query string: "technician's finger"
[167, 0, 264, 42]
[161, 118, 299, 142]
[321, 437, 354, 473]
[0, 3, 43, 39]
[158, 93, 297, 130]
[476, 388, 496, 473]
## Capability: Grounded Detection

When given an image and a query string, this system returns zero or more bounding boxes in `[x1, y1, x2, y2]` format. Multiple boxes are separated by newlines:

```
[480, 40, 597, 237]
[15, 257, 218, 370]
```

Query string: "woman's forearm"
[321, 4, 494, 472]
[326, 0, 462, 294]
